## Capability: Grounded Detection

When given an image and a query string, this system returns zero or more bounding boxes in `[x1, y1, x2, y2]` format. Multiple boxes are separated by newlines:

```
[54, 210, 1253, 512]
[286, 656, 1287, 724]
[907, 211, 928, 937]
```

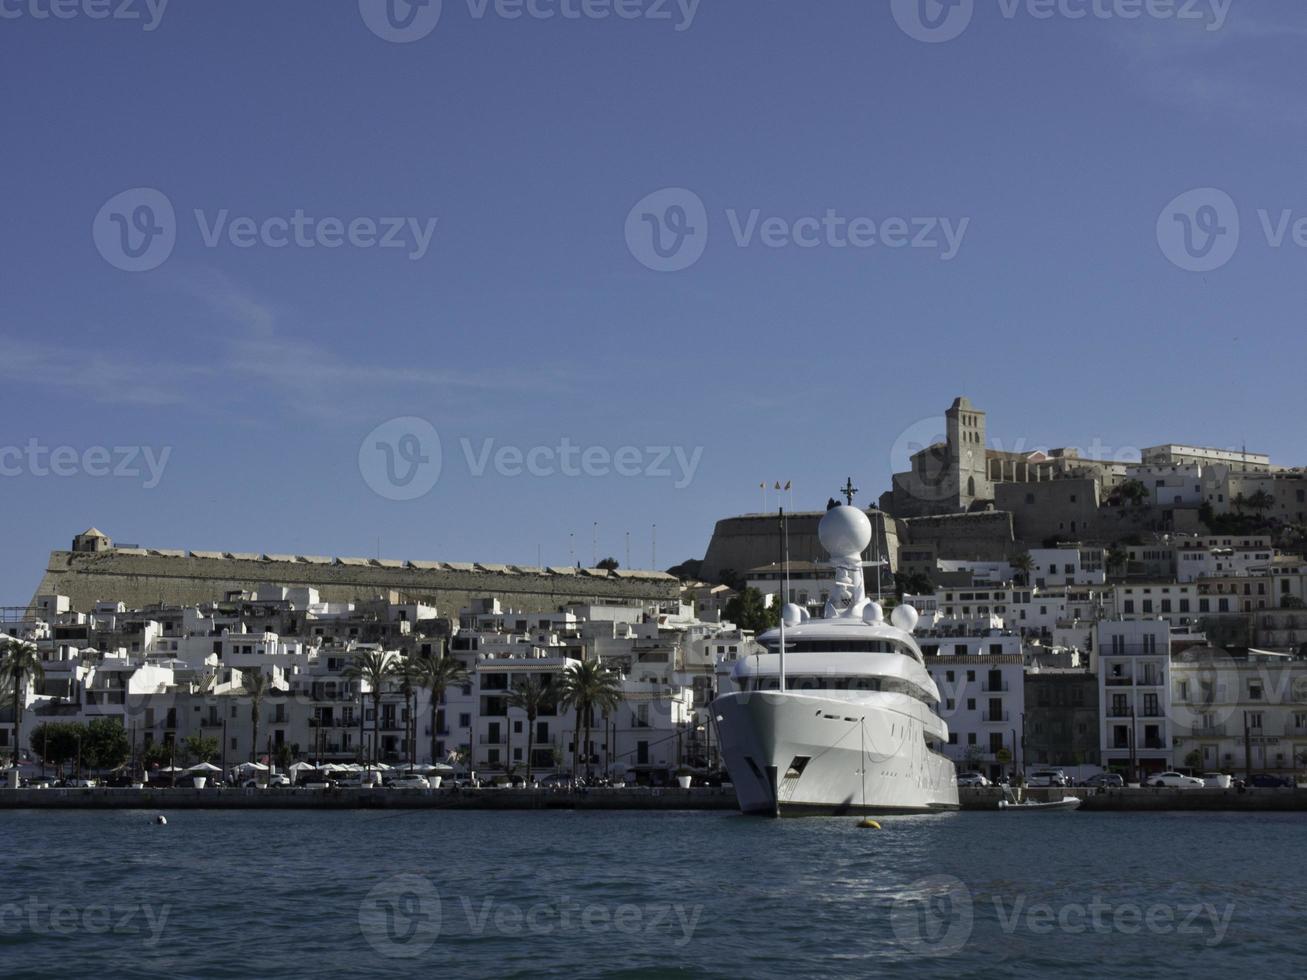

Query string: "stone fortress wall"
[30, 545, 680, 615]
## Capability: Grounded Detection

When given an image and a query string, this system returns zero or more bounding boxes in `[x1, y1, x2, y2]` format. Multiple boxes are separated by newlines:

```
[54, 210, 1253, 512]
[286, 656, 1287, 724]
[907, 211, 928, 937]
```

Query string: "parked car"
[388, 774, 431, 789]
[1149, 771, 1204, 789]
[1246, 773, 1293, 788]
[336, 771, 384, 789]
[298, 774, 337, 789]
[956, 771, 990, 788]
[1201, 772, 1233, 789]
[239, 774, 289, 788]
[538, 774, 575, 789]
[1025, 769, 1068, 788]
[1082, 772, 1124, 788]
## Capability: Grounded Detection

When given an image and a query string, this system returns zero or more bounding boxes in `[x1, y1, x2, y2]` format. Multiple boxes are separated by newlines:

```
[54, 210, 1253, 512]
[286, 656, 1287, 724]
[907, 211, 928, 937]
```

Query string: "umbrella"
[289, 762, 316, 772]
[234, 762, 269, 771]
[186, 762, 221, 772]
[157, 765, 184, 773]
[321, 764, 347, 772]
[427, 763, 455, 773]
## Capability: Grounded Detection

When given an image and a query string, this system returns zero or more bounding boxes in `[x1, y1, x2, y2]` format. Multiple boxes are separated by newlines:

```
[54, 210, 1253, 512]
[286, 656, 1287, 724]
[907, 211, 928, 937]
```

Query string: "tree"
[344, 649, 394, 767]
[724, 587, 779, 634]
[411, 644, 468, 766]
[0, 639, 42, 766]
[29, 721, 81, 772]
[1106, 547, 1129, 578]
[390, 655, 420, 766]
[559, 660, 622, 777]
[596, 557, 620, 571]
[894, 571, 934, 598]
[241, 671, 273, 766]
[1118, 479, 1148, 507]
[182, 733, 219, 765]
[1247, 490, 1275, 517]
[1183, 749, 1203, 772]
[1011, 552, 1033, 586]
[82, 718, 130, 771]
[507, 676, 549, 784]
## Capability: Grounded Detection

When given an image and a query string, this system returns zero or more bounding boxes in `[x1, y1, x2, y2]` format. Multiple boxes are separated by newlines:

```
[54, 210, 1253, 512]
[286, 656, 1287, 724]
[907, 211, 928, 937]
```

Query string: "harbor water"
[1, 808, 1303, 978]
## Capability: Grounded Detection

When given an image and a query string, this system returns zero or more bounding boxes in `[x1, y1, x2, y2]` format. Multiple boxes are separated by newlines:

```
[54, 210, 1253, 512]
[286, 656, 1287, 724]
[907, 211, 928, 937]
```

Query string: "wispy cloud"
[1109, 7, 1307, 126]
[3, 267, 577, 423]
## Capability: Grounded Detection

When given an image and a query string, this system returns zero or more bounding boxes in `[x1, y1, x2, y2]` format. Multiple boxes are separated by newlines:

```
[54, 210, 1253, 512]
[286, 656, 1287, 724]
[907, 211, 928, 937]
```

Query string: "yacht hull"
[713, 690, 959, 817]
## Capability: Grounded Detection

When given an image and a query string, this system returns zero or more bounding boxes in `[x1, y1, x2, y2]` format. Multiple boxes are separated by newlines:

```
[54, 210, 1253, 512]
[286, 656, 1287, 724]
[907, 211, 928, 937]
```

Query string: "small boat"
[998, 793, 1081, 812]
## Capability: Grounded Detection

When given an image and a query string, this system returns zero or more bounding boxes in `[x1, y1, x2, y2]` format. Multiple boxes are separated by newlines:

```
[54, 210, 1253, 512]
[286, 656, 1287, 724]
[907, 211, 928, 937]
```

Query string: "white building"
[1096, 619, 1173, 778]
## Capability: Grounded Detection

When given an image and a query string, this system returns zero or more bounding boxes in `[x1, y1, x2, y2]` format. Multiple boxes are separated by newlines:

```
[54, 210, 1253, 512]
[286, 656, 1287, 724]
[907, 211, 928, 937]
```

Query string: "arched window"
[967, 476, 976, 497]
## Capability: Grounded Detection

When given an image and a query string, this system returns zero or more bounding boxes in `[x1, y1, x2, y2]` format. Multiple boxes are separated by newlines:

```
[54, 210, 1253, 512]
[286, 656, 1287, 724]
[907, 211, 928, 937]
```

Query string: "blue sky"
[2, 0, 1306, 603]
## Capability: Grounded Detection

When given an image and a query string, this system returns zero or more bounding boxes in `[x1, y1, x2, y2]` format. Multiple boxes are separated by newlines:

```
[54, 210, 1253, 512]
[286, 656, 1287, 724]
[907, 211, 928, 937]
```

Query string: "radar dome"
[818, 504, 872, 557]
[862, 602, 884, 625]
[781, 603, 803, 627]
[890, 604, 920, 633]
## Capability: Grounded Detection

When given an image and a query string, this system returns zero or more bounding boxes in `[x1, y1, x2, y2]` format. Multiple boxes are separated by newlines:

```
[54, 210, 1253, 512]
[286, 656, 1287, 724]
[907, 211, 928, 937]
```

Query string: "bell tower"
[946, 397, 990, 508]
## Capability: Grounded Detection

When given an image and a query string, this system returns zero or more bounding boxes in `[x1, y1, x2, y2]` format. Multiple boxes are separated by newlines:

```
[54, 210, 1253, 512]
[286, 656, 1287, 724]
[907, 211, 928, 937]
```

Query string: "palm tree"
[343, 649, 394, 767]
[1, 639, 42, 767]
[507, 677, 550, 784]
[241, 671, 272, 767]
[1011, 552, 1033, 586]
[411, 645, 468, 766]
[390, 655, 420, 766]
[559, 659, 622, 778]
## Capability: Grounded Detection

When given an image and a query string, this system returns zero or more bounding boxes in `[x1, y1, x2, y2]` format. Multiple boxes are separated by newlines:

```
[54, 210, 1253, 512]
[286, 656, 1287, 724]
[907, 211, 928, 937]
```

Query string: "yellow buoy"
[856, 818, 881, 829]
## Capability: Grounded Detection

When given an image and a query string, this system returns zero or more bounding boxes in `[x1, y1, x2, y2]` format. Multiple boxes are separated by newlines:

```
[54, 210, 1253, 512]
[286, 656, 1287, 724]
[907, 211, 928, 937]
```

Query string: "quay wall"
[0, 786, 739, 811]
[5, 786, 1307, 812]
[959, 786, 1307, 811]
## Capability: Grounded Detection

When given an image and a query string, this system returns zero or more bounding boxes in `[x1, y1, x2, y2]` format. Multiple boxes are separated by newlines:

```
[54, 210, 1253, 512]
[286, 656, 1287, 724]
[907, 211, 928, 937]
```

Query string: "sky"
[2, 0, 1306, 604]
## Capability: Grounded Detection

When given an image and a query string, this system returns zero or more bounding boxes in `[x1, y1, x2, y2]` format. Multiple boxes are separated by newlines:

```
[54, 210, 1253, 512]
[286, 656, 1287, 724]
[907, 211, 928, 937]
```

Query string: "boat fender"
[154, 816, 167, 825]
[856, 818, 881, 829]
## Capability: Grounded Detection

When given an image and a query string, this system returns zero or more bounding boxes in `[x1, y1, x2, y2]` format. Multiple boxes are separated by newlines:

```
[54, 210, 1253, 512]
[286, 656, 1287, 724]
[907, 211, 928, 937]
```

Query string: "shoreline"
[4, 785, 1307, 812]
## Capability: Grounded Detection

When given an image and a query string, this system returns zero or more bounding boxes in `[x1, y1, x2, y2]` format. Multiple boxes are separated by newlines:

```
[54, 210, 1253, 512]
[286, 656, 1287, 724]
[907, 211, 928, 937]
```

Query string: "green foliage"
[29, 722, 81, 768]
[182, 733, 220, 765]
[596, 557, 619, 571]
[143, 741, 173, 769]
[724, 587, 780, 633]
[82, 718, 130, 770]
[894, 571, 934, 597]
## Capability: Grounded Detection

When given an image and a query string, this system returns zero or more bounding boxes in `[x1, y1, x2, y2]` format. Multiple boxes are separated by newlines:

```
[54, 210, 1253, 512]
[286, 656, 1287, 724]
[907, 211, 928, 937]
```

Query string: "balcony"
[981, 681, 1010, 693]
[478, 736, 506, 746]
[982, 711, 1010, 723]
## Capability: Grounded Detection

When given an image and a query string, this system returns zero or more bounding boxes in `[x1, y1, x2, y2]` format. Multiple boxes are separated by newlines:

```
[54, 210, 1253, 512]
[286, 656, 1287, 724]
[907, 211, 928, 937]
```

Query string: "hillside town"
[3, 397, 1306, 789]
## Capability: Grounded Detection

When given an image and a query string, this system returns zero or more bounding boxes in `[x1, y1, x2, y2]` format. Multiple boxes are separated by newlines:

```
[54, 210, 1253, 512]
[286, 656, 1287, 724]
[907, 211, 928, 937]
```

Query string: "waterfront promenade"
[4, 785, 1307, 811]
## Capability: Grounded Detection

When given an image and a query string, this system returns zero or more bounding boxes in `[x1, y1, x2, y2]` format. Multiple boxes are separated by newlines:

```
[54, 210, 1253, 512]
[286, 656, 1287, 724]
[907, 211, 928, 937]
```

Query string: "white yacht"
[712, 502, 959, 816]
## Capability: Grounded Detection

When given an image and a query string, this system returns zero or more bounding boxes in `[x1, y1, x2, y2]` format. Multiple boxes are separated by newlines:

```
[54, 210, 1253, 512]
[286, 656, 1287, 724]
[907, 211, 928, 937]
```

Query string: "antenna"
[651, 524, 657, 571]
[778, 505, 790, 694]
